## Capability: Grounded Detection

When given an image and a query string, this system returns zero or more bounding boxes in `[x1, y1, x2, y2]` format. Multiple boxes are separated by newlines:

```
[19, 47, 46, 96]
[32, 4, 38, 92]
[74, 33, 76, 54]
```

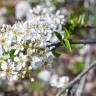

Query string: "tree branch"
[47, 39, 96, 48]
[81, 25, 96, 30]
[56, 62, 96, 96]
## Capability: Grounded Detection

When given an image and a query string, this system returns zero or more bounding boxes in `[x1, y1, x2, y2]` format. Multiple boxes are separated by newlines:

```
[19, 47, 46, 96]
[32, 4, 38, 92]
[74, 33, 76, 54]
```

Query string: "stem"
[81, 25, 96, 30]
[56, 62, 96, 96]
[47, 39, 96, 47]
[67, 86, 73, 96]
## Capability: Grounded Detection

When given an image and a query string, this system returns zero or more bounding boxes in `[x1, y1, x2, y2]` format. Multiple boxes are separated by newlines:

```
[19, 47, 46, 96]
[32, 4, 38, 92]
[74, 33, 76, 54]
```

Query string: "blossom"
[0, 5, 67, 81]
[15, 1, 31, 20]
[50, 74, 59, 87]
[38, 70, 51, 82]
[1, 61, 7, 70]
[50, 74, 69, 88]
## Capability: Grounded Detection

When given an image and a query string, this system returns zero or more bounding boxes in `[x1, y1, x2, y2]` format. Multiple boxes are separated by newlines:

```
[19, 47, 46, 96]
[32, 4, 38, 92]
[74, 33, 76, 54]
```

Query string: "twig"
[56, 62, 96, 96]
[81, 25, 96, 30]
[47, 39, 96, 47]
[67, 86, 73, 96]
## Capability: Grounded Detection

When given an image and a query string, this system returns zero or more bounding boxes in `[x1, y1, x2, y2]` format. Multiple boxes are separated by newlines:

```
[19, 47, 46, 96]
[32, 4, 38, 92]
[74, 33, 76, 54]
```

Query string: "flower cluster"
[0, 3, 69, 89]
[0, 5, 65, 82]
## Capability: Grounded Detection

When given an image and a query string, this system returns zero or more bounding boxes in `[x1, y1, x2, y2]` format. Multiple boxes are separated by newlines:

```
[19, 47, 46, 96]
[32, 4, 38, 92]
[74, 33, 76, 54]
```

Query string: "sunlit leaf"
[64, 28, 70, 39]
[78, 14, 85, 27]
[52, 48, 61, 56]
[63, 39, 71, 52]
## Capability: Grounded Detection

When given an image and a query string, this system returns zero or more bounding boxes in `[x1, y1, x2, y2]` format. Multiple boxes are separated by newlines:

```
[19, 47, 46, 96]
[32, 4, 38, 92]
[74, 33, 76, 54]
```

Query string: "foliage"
[54, 13, 86, 52]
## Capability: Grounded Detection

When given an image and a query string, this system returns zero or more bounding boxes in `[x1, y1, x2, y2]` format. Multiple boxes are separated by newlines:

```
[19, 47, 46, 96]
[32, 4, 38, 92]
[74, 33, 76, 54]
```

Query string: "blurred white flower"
[58, 76, 69, 88]
[38, 70, 51, 82]
[31, 56, 43, 69]
[16, 64, 23, 71]
[50, 74, 59, 87]
[8, 72, 18, 81]
[15, 1, 31, 19]
[1, 61, 7, 70]
[50, 74, 69, 88]
[0, 72, 6, 79]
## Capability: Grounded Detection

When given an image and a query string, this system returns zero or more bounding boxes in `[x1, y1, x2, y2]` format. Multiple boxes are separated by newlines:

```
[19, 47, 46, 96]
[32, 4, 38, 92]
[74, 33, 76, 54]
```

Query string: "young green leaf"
[64, 28, 70, 39]
[78, 14, 85, 27]
[9, 49, 15, 57]
[55, 31, 62, 41]
[52, 48, 61, 56]
[2, 49, 9, 55]
[63, 39, 71, 52]
[4, 3, 14, 16]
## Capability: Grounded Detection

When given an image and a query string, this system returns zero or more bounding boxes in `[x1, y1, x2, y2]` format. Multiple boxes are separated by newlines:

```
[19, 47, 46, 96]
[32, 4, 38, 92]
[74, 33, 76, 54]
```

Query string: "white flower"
[27, 48, 32, 55]
[0, 72, 6, 79]
[16, 64, 23, 71]
[50, 74, 69, 88]
[14, 57, 20, 62]
[0, 5, 67, 80]
[9, 62, 15, 70]
[58, 76, 69, 88]
[15, 1, 31, 19]
[38, 70, 51, 82]
[31, 56, 43, 69]
[0, 47, 3, 56]
[1, 61, 7, 70]
[14, 49, 20, 55]
[8, 72, 18, 81]
[50, 74, 59, 87]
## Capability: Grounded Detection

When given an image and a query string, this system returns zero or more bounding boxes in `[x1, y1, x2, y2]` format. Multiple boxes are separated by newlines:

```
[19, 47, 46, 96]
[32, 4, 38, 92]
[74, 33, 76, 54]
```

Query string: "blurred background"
[0, 0, 96, 96]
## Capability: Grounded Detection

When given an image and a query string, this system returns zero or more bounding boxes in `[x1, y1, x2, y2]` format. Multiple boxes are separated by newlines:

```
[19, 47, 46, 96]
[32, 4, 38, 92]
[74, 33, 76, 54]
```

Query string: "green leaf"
[3, 48, 16, 58]
[25, 81, 41, 92]
[69, 61, 84, 74]
[93, 15, 96, 25]
[63, 39, 71, 52]
[9, 49, 15, 57]
[2, 49, 9, 55]
[52, 48, 61, 56]
[23, 40, 31, 48]
[55, 31, 62, 41]
[69, 11, 76, 19]
[66, 19, 73, 28]
[64, 19, 75, 34]
[78, 14, 85, 27]
[64, 28, 70, 39]
[4, 3, 14, 15]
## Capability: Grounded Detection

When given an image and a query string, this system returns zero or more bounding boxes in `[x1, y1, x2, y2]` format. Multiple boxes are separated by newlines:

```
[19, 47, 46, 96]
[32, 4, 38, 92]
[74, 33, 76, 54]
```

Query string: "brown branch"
[81, 25, 96, 30]
[47, 39, 96, 48]
[56, 62, 96, 96]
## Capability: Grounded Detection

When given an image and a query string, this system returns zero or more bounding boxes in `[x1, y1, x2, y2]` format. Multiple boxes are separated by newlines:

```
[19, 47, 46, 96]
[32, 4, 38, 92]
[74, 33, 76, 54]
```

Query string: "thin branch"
[56, 62, 96, 96]
[47, 39, 96, 47]
[67, 86, 73, 96]
[69, 39, 96, 44]
[81, 25, 96, 30]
